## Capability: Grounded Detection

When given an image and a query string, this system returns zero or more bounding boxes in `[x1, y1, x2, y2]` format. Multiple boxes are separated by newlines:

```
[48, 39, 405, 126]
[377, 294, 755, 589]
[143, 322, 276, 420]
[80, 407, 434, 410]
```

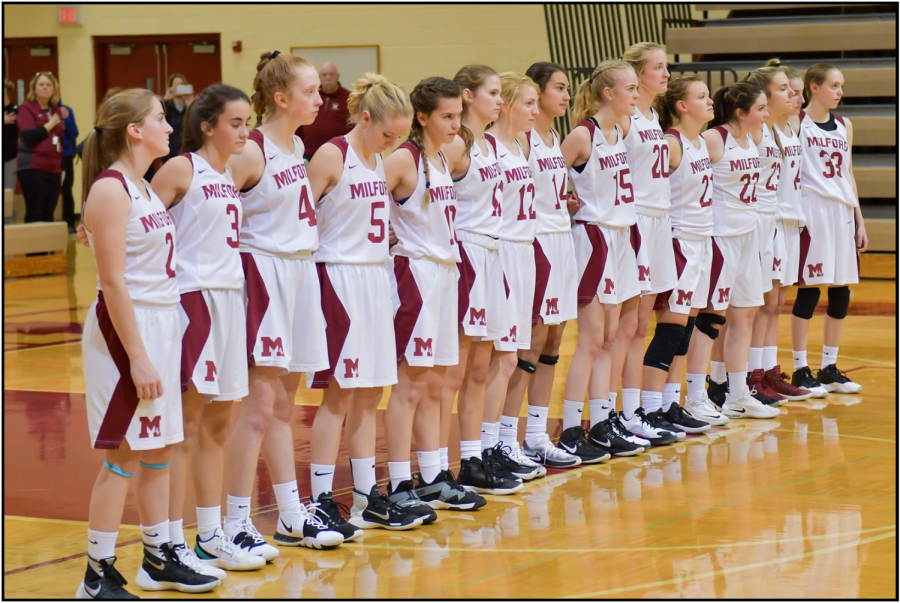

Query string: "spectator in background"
[295, 61, 351, 160]
[17, 72, 64, 223]
[3, 79, 18, 193]
[58, 97, 79, 233]
[162, 73, 195, 161]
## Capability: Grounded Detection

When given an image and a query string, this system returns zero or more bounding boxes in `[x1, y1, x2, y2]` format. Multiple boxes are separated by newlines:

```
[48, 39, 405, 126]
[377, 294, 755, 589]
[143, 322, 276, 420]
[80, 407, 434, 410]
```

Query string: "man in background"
[296, 62, 351, 161]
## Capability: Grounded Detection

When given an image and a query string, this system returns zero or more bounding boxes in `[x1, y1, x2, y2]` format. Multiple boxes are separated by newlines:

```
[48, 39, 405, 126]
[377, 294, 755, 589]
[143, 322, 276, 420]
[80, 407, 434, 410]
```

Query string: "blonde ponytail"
[570, 60, 633, 127]
[347, 72, 412, 125]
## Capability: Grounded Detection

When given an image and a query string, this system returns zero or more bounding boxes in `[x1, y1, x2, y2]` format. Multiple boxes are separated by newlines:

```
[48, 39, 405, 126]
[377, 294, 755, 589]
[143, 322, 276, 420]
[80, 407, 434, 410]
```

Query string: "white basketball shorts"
[533, 232, 578, 326]
[655, 233, 713, 315]
[757, 212, 783, 293]
[778, 219, 802, 287]
[457, 233, 510, 341]
[709, 230, 764, 310]
[495, 239, 536, 352]
[798, 194, 860, 287]
[392, 256, 459, 367]
[573, 222, 641, 306]
[635, 210, 679, 295]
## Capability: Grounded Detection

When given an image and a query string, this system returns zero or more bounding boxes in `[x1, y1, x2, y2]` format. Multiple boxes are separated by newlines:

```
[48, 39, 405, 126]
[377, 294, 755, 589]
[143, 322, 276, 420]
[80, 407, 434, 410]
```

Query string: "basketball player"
[507, 62, 600, 468]
[306, 73, 426, 531]
[689, 82, 780, 419]
[383, 76, 486, 512]
[139, 85, 265, 576]
[615, 42, 707, 442]
[653, 76, 730, 427]
[790, 64, 867, 394]
[481, 72, 548, 481]
[744, 66, 811, 402]
[223, 51, 343, 554]
[440, 65, 522, 495]
[558, 61, 649, 458]
[78, 89, 219, 598]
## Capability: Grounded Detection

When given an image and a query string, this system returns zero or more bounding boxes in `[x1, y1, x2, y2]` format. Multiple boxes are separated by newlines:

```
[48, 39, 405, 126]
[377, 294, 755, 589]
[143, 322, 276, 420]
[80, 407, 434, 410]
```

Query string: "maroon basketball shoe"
[747, 368, 785, 406]
[765, 366, 811, 401]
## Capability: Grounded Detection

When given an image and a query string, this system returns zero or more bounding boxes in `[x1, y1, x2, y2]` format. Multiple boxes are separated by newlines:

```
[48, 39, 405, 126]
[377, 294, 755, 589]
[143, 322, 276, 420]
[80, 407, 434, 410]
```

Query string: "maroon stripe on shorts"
[654, 238, 687, 312]
[797, 227, 811, 285]
[707, 238, 725, 304]
[577, 224, 608, 304]
[179, 291, 212, 393]
[310, 264, 352, 389]
[503, 272, 510, 299]
[393, 256, 423, 364]
[241, 253, 270, 367]
[93, 292, 140, 450]
[532, 238, 551, 326]
[457, 243, 476, 326]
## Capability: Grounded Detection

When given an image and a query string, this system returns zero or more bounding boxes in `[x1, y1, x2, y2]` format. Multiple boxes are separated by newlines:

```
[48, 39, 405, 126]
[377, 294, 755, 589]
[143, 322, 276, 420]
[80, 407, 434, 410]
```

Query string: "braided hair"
[408, 77, 461, 208]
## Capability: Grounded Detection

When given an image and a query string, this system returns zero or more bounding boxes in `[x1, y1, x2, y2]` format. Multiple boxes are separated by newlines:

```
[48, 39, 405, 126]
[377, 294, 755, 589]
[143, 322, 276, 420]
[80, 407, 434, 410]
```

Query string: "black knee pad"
[792, 287, 821, 320]
[675, 316, 695, 357]
[517, 358, 537, 374]
[643, 323, 686, 371]
[826, 286, 850, 319]
[695, 312, 726, 340]
[538, 354, 559, 366]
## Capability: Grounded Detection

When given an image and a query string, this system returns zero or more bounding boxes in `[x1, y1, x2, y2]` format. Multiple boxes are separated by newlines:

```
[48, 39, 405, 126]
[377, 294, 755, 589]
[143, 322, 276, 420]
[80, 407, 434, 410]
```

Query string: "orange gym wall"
[4, 3, 550, 195]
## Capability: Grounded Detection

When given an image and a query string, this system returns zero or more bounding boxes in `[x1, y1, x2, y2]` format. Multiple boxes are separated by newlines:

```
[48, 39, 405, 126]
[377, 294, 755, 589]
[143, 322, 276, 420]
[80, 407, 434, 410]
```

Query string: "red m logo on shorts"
[603, 278, 615, 295]
[545, 298, 559, 315]
[261, 336, 285, 357]
[469, 308, 486, 326]
[343, 358, 359, 378]
[139, 416, 162, 439]
[413, 338, 433, 357]
[676, 290, 693, 306]
[717, 288, 730, 304]
[638, 266, 650, 281]
[501, 325, 518, 343]
[807, 263, 824, 278]
[205, 361, 217, 382]
[772, 257, 782, 270]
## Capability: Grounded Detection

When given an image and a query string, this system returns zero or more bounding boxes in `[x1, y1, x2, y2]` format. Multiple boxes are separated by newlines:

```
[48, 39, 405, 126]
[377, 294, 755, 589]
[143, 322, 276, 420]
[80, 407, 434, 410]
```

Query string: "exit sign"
[58, 5, 81, 24]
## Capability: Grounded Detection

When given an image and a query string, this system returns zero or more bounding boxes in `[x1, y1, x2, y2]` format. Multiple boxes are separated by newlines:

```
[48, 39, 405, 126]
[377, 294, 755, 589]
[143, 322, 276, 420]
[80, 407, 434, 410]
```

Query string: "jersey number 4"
[298, 186, 317, 226]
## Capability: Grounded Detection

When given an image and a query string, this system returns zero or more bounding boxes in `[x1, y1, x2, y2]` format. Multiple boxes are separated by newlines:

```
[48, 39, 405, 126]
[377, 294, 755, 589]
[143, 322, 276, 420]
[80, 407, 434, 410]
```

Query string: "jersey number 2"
[164, 232, 176, 278]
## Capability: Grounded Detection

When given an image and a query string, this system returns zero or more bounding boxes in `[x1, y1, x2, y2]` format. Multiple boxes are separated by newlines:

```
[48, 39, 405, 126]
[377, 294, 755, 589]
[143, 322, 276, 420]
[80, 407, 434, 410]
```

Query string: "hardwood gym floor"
[3, 242, 896, 599]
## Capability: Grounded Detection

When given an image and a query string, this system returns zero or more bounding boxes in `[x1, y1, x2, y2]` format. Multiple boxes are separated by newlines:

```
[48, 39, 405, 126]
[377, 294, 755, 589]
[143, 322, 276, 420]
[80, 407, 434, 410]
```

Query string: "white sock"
[88, 529, 117, 561]
[762, 346, 778, 371]
[196, 506, 221, 541]
[727, 371, 747, 397]
[710, 361, 727, 384]
[481, 422, 498, 451]
[140, 521, 169, 556]
[792, 350, 808, 370]
[663, 383, 681, 411]
[641, 390, 663, 414]
[822, 345, 838, 368]
[460, 440, 482, 462]
[417, 449, 441, 484]
[609, 391, 618, 411]
[589, 398, 611, 427]
[310, 464, 336, 501]
[226, 494, 251, 524]
[168, 519, 185, 546]
[272, 480, 301, 514]
[388, 461, 411, 491]
[350, 457, 377, 494]
[749, 348, 763, 371]
[439, 447, 450, 471]
[686, 374, 706, 397]
[525, 405, 549, 441]
[562, 399, 584, 430]
[498, 415, 519, 449]
[621, 388, 640, 419]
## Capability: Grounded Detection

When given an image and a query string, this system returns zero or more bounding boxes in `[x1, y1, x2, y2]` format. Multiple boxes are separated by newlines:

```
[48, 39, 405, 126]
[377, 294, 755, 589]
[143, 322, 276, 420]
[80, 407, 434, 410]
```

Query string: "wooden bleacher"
[4, 222, 69, 278]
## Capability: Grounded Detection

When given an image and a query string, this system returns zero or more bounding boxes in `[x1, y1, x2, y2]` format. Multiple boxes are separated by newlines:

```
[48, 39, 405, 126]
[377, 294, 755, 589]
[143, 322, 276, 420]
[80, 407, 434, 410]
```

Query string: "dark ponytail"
[710, 82, 763, 128]
[181, 84, 250, 154]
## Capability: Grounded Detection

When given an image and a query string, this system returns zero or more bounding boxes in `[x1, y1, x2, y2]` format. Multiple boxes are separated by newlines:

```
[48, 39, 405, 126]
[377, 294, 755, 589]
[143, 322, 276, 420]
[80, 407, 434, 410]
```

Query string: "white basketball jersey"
[798, 111, 858, 207]
[315, 136, 390, 264]
[168, 153, 243, 293]
[453, 133, 503, 239]
[239, 130, 318, 258]
[623, 107, 671, 210]
[527, 129, 570, 234]
[86, 170, 179, 306]
[775, 122, 806, 224]
[755, 123, 782, 214]
[709, 126, 760, 237]
[569, 118, 635, 228]
[390, 141, 461, 265]
[494, 136, 537, 243]
[666, 130, 714, 237]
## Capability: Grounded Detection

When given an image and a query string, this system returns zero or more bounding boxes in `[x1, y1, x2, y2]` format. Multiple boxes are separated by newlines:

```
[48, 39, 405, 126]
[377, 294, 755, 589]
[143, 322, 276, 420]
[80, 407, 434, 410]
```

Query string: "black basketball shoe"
[76, 556, 138, 600]
[135, 542, 220, 593]
[386, 479, 438, 524]
[414, 470, 487, 511]
[310, 492, 363, 542]
[817, 364, 863, 394]
[707, 376, 728, 408]
[663, 403, 711, 434]
[556, 426, 611, 463]
[348, 485, 424, 531]
[588, 419, 645, 456]
[458, 455, 522, 495]
[791, 366, 829, 398]
[645, 409, 687, 441]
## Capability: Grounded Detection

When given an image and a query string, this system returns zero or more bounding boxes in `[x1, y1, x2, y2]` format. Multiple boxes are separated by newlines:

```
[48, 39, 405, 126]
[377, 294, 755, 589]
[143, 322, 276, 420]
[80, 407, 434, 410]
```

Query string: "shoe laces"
[293, 502, 329, 530]
[174, 542, 208, 571]
[237, 518, 267, 544]
[215, 532, 242, 558]
[829, 366, 851, 382]
[99, 559, 129, 589]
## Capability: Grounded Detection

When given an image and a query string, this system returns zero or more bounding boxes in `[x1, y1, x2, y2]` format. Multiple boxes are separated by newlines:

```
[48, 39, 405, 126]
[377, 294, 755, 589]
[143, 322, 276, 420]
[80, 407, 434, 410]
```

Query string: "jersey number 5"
[368, 201, 386, 243]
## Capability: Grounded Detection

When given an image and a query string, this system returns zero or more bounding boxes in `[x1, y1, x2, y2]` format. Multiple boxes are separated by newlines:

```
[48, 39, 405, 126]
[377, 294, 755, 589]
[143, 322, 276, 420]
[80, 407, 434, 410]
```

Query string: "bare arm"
[150, 155, 193, 209]
[443, 135, 469, 181]
[384, 146, 418, 201]
[702, 129, 725, 164]
[227, 137, 266, 191]
[83, 180, 163, 400]
[307, 143, 344, 202]
[665, 134, 683, 174]
[844, 117, 867, 252]
[560, 125, 591, 170]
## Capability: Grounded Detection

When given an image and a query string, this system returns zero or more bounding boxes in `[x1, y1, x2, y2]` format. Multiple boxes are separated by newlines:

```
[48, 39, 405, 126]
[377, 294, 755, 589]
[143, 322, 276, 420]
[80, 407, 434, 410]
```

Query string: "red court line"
[3, 306, 87, 319]
[844, 365, 896, 373]
[2, 339, 82, 352]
